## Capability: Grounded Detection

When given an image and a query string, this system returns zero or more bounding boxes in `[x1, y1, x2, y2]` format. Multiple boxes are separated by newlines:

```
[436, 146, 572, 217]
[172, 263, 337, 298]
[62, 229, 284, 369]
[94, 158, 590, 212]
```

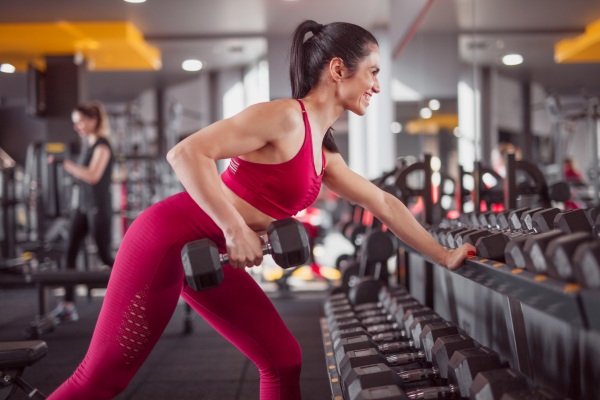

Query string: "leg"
[64, 210, 88, 303]
[89, 206, 115, 267]
[48, 193, 223, 399]
[182, 265, 302, 400]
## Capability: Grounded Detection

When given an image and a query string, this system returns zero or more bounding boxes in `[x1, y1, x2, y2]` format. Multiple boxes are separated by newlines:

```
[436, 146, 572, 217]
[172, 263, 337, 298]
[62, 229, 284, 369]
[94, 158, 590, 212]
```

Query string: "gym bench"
[24, 270, 195, 338]
[0, 340, 47, 399]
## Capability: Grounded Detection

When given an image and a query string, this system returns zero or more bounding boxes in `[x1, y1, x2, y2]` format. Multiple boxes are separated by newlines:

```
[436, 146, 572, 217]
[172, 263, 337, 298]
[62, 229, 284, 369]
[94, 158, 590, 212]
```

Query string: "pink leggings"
[48, 192, 302, 400]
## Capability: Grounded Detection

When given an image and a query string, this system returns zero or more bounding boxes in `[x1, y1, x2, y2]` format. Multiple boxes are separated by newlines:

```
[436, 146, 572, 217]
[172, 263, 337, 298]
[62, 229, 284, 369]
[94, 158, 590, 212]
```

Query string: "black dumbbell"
[470, 368, 531, 400]
[332, 315, 443, 365]
[344, 345, 503, 400]
[338, 322, 462, 385]
[331, 308, 438, 345]
[181, 218, 310, 291]
[572, 239, 600, 289]
[447, 346, 507, 398]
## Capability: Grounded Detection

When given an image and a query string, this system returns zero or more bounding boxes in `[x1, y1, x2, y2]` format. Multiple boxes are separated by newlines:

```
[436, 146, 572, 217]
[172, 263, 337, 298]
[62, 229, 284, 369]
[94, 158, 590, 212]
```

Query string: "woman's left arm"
[323, 151, 474, 270]
[63, 144, 111, 185]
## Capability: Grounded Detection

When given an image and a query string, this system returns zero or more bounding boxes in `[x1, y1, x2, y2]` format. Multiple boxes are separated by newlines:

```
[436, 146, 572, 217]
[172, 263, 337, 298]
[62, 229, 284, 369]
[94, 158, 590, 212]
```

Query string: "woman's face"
[338, 45, 381, 116]
[71, 111, 97, 137]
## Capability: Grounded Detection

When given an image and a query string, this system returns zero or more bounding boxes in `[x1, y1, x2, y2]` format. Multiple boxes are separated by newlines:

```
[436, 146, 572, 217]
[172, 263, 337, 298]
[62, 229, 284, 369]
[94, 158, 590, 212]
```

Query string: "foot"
[49, 302, 79, 323]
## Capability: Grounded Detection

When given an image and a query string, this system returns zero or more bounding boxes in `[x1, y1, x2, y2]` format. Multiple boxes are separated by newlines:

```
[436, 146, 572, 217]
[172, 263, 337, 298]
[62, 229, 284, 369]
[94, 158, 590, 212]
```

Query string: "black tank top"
[78, 137, 113, 213]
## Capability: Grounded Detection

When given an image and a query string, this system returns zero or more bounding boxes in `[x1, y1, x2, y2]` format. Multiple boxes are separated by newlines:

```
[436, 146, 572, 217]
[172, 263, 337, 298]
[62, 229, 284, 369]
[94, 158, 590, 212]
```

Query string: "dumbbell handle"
[218, 242, 273, 265]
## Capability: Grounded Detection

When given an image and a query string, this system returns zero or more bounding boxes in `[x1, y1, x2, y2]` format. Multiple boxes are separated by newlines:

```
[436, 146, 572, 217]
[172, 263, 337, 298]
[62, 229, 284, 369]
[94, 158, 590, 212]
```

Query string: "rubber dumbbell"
[181, 218, 310, 291]
[344, 345, 502, 400]
[338, 322, 463, 386]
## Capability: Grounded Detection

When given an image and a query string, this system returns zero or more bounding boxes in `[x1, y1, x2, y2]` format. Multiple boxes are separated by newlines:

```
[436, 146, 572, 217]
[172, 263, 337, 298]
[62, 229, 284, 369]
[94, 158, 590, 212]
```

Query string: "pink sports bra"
[221, 100, 325, 219]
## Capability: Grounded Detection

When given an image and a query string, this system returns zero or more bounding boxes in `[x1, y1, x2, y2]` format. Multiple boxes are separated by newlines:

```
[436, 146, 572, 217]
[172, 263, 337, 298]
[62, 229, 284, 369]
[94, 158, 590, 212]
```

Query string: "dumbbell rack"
[402, 248, 599, 399]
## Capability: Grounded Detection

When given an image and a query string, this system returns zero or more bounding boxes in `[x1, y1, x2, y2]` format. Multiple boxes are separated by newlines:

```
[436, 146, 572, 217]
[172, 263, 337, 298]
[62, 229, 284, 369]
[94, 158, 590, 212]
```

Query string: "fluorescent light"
[182, 59, 203, 72]
[502, 53, 523, 66]
[0, 64, 16, 73]
[124, 0, 146, 3]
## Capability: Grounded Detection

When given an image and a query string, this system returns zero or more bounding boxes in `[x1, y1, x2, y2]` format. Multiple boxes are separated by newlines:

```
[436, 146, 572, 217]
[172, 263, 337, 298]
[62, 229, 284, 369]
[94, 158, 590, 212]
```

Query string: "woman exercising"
[48, 20, 475, 400]
[49, 101, 115, 323]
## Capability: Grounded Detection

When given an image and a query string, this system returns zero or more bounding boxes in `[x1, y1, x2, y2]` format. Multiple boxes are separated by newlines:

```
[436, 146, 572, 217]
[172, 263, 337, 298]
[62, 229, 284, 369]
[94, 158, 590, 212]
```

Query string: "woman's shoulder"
[243, 98, 304, 131]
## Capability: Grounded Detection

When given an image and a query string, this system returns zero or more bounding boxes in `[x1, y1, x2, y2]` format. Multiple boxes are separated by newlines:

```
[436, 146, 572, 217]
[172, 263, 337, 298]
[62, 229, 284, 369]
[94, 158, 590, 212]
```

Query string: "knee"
[265, 336, 303, 378]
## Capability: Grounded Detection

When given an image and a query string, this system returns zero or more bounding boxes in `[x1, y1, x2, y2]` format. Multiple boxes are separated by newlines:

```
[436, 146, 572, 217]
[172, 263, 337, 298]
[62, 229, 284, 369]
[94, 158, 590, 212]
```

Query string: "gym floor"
[0, 278, 334, 399]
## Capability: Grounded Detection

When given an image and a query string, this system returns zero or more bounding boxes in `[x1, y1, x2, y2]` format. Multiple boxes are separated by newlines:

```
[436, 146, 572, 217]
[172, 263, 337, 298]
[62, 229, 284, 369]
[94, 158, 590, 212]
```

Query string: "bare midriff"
[221, 181, 274, 235]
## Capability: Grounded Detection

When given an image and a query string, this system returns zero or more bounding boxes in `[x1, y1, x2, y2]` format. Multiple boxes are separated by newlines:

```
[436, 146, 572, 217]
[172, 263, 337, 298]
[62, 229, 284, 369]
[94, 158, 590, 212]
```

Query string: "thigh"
[181, 266, 300, 367]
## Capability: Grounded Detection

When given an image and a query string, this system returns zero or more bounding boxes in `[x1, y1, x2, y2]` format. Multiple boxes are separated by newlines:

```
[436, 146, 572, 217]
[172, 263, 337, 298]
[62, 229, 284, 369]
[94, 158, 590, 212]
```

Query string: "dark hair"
[73, 101, 109, 138]
[290, 20, 378, 153]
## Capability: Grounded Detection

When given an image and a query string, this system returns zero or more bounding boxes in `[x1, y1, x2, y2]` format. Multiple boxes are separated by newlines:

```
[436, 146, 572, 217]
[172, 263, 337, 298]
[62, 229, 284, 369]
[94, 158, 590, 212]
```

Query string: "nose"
[372, 76, 381, 94]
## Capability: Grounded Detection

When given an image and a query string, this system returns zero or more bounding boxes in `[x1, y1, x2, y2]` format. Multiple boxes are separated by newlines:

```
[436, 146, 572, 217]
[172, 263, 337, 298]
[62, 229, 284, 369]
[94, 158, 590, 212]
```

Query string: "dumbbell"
[477, 208, 588, 263]
[338, 322, 463, 385]
[332, 316, 445, 368]
[331, 308, 439, 347]
[470, 368, 531, 400]
[328, 295, 427, 337]
[506, 209, 594, 274]
[181, 218, 310, 291]
[345, 345, 505, 400]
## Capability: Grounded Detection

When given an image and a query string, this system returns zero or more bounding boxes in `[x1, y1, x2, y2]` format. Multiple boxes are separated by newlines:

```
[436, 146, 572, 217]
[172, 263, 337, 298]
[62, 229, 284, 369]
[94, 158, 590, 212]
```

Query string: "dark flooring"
[0, 284, 334, 399]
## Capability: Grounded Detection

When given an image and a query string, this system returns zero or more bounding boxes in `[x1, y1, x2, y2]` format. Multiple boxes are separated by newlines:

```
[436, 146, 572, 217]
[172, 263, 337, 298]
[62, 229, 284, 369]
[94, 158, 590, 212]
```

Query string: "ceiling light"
[428, 99, 440, 111]
[419, 107, 432, 119]
[182, 59, 203, 72]
[0, 63, 16, 73]
[124, 0, 146, 3]
[390, 122, 402, 134]
[502, 53, 524, 66]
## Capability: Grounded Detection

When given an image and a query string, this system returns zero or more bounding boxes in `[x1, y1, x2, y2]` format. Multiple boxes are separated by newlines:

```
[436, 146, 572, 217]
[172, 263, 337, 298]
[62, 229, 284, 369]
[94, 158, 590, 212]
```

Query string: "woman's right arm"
[166, 100, 301, 268]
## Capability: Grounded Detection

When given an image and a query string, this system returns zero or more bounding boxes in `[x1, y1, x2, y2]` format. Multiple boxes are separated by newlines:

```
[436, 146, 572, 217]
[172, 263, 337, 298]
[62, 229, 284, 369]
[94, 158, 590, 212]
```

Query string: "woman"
[49, 101, 115, 323]
[49, 20, 474, 399]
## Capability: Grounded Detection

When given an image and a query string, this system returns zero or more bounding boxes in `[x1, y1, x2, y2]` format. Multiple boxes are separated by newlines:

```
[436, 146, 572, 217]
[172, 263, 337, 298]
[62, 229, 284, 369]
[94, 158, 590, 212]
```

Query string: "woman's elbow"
[166, 144, 185, 170]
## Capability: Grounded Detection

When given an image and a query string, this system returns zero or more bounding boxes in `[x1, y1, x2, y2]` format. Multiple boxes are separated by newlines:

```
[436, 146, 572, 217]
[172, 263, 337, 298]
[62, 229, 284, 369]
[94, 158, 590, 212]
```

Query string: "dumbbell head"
[181, 238, 224, 291]
[508, 208, 530, 231]
[266, 218, 310, 268]
[572, 239, 600, 289]
[554, 209, 592, 234]
[419, 321, 459, 361]
[524, 229, 565, 274]
[476, 232, 510, 262]
[520, 207, 545, 231]
[431, 334, 478, 379]
[531, 208, 560, 233]
[470, 368, 531, 400]
[447, 346, 505, 398]
[545, 231, 594, 281]
[344, 363, 400, 400]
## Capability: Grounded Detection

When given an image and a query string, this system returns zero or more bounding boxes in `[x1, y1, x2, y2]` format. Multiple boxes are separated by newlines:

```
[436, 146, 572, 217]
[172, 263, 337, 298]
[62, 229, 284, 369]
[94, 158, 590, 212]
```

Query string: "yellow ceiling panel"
[0, 21, 161, 71]
[555, 19, 600, 63]
[405, 114, 458, 135]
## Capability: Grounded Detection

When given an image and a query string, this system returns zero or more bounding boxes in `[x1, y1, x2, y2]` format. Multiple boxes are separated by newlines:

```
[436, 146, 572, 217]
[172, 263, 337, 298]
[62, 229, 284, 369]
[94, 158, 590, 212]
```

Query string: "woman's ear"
[328, 57, 346, 82]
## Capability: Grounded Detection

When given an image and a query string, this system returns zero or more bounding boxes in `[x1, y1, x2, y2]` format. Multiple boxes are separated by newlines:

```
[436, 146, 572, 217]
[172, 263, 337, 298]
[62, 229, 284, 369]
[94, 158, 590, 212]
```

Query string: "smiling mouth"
[363, 93, 372, 103]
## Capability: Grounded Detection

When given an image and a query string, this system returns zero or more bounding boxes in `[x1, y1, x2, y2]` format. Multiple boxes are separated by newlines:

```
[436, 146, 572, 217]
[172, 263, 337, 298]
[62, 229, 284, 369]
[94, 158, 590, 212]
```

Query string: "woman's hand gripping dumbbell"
[181, 218, 311, 291]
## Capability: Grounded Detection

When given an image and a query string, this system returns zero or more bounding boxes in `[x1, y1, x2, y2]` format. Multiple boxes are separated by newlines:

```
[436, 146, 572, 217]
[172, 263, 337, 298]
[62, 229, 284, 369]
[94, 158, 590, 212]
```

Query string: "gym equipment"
[504, 153, 571, 209]
[344, 345, 504, 400]
[337, 322, 462, 385]
[447, 346, 506, 398]
[347, 230, 397, 306]
[0, 341, 47, 400]
[470, 368, 531, 400]
[181, 218, 310, 291]
[572, 239, 600, 288]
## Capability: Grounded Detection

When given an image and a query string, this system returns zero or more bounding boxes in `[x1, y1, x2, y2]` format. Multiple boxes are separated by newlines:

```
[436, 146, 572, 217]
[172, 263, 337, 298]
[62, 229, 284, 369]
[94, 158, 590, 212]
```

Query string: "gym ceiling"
[1, 0, 600, 103]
